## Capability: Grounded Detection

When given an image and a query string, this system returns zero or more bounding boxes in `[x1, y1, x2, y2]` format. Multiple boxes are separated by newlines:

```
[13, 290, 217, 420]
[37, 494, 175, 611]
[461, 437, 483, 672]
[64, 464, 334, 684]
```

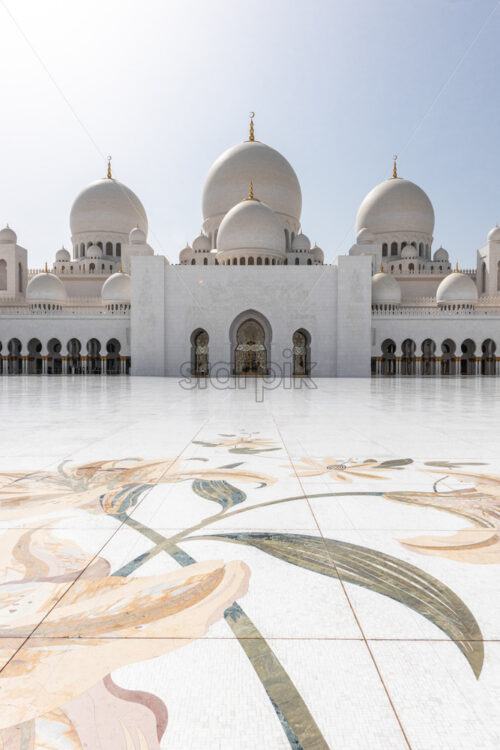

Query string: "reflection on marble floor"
[0, 377, 500, 749]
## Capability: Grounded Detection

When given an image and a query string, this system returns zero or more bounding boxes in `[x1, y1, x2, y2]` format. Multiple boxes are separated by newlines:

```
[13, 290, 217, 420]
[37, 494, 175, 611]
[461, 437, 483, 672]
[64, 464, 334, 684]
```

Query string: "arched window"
[307, 258, 312, 265]
[284, 228, 289, 250]
[257, 257, 262, 265]
[419, 242, 423, 256]
[106, 242, 113, 255]
[271, 258, 276, 265]
[295, 257, 299, 265]
[293, 329, 311, 376]
[191, 258, 196, 265]
[265, 258, 269, 265]
[191, 329, 209, 376]
[7, 338, 22, 374]
[391, 242, 398, 256]
[89, 262, 95, 273]
[67, 339, 82, 374]
[0, 259, 7, 290]
[116, 243, 121, 257]
[401, 241, 407, 249]
[409, 263, 414, 273]
[481, 261, 486, 293]
[382, 243, 388, 257]
[203, 257, 208, 265]
[18, 262, 23, 293]
[240, 257, 246, 265]
[97, 242, 103, 250]
[232, 257, 237, 265]
[248, 257, 254, 265]
[80, 243, 85, 256]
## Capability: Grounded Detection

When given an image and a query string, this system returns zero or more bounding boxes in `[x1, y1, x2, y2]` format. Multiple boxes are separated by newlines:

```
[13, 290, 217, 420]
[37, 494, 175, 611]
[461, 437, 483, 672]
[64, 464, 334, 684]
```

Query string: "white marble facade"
[1, 120, 500, 378]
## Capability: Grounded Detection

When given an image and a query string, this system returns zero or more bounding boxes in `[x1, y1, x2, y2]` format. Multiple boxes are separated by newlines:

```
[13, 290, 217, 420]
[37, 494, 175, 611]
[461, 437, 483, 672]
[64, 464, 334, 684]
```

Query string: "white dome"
[356, 227, 375, 244]
[55, 247, 70, 262]
[217, 199, 286, 254]
[87, 244, 103, 258]
[436, 272, 478, 305]
[401, 244, 417, 259]
[70, 178, 148, 238]
[488, 225, 500, 243]
[27, 273, 67, 301]
[101, 271, 131, 302]
[292, 233, 311, 252]
[0, 226, 17, 244]
[179, 244, 194, 263]
[203, 140, 301, 225]
[372, 272, 402, 305]
[356, 178, 435, 238]
[311, 243, 324, 263]
[129, 226, 146, 245]
[433, 246, 449, 262]
[193, 233, 211, 252]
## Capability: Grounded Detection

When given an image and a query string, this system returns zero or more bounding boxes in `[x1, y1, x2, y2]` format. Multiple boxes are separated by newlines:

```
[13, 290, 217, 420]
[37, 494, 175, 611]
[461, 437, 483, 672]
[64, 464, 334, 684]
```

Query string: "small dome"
[436, 271, 478, 306]
[311, 243, 324, 263]
[488, 225, 500, 243]
[372, 272, 402, 306]
[292, 233, 311, 252]
[129, 226, 146, 245]
[356, 177, 435, 238]
[87, 244, 103, 258]
[70, 178, 148, 238]
[217, 199, 286, 254]
[433, 246, 449, 262]
[203, 140, 302, 225]
[193, 233, 211, 252]
[101, 271, 131, 302]
[179, 244, 194, 263]
[26, 273, 67, 301]
[0, 226, 17, 244]
[55, 247, 70, 262]
[356, 227, 375, 244]
[401, 244, 417, 259]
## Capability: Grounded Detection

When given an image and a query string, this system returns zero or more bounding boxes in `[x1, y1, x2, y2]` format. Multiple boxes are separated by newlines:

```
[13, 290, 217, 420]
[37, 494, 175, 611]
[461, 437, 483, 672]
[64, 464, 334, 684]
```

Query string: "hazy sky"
[0, 0, 499, 267]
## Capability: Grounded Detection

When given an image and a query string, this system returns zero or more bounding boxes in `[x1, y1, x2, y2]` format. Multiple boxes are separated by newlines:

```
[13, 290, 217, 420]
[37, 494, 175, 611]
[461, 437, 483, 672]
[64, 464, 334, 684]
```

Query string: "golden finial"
[119, 262, 123, 273]
[455, 261, 459, 273]
[249, 181, 254, 200]
[44, 261, 48, 273]
[380, 262, 383, 273]
[107, 155, 112, 179]
[249, 111, 255, 142]
[392, 155, 398, 179]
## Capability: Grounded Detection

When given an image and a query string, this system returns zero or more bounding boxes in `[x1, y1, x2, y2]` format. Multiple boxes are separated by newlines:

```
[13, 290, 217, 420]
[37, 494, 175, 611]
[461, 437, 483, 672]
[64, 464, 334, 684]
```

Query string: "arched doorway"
[441, 339, 456, 376]
[401, 339, 416, 376]
[381, 339, 396, 376]
[27, 338, 42, 374]
[293, 329, 310, 376]
[191, 329, 209, 376]
[460, 339, 476, 375]
[234, 319, 268, 375]
[87, 338, 101, 374]
[47, 338, 62, 374]
[106, 339, 121, 375]
[481, 339, 496, 375]
[67, 338, 82, 374]
[421, 339, 436, 376]
[7, 338, 22, 374]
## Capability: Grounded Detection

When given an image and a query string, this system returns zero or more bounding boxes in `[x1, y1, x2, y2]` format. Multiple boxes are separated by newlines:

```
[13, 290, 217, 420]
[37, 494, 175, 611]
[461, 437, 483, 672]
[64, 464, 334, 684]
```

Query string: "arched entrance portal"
[234, 319, 268, 375]
[293, 329, 311, 376]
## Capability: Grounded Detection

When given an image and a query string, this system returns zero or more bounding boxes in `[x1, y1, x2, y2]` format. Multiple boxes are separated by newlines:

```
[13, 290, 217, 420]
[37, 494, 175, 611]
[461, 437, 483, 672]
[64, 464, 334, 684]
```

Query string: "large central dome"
[70, 178, 148, 238]
[202, 140, 302, 228]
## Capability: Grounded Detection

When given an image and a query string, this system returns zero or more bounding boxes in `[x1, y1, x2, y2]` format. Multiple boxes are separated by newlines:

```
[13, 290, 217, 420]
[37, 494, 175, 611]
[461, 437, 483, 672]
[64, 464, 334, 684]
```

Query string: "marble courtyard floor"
[0, 376, 499, 749]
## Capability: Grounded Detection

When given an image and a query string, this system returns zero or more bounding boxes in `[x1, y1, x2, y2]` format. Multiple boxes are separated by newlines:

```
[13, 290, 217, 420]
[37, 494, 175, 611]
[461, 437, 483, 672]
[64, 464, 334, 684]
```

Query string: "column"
[101, 356, 106, 376]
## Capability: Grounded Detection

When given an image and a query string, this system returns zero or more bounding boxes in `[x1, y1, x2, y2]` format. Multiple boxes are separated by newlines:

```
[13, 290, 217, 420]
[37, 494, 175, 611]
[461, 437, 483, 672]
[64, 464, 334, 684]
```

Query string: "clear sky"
[0, 0, 499, 267]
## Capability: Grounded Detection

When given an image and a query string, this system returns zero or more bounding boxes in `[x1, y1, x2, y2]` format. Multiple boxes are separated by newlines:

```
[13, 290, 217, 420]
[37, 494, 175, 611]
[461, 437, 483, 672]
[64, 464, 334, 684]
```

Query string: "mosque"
[0, 117, 499, 378]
